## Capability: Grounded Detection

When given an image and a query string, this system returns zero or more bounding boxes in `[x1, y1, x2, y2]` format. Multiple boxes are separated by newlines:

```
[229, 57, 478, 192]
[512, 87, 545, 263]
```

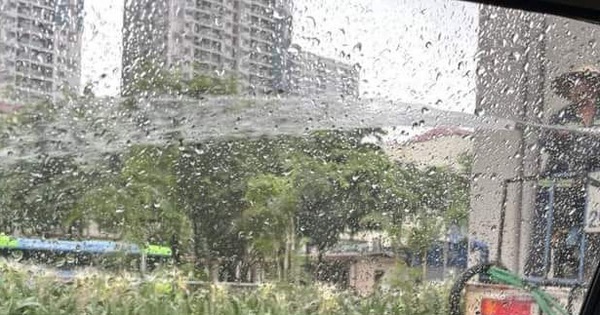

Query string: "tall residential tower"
[122, 0, 359, 97]
[0, 0, 84, 102]
[122, 0, 294, 96]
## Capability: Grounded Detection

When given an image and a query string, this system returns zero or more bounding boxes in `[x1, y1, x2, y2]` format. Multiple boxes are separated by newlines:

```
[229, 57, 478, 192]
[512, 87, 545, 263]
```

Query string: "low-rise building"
[384, 125, 473, 168]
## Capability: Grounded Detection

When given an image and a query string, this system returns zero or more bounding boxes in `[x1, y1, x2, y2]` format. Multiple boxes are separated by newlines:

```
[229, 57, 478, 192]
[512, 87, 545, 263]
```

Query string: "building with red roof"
[385, 125, 473, 168]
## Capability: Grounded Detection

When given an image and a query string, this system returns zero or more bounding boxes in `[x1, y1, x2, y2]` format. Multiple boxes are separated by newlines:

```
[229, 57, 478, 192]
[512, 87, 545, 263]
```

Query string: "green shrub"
[0, 261, 450, 315]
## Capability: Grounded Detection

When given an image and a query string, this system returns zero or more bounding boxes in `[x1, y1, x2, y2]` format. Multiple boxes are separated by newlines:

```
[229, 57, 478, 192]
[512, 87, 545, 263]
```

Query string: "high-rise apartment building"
[0, 0, 84, 102]
[122, 0, 294, 96]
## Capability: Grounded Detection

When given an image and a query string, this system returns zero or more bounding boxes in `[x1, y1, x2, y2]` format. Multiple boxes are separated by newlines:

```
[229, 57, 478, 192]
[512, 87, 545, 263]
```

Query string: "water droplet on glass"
[511, 51, 522, 61]
[588, 39, 597, 48]
[55, 257, 66, 267]
[412, 120, 425, 127]
[511, 33, 520, 43]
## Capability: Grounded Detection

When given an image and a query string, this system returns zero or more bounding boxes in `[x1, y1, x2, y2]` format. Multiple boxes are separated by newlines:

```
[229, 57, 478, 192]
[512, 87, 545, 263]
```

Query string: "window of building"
[526, 179, 587, 281]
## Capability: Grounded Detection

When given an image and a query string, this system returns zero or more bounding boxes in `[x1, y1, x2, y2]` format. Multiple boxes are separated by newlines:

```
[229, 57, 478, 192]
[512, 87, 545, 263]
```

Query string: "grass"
[0, 261, 451, 315]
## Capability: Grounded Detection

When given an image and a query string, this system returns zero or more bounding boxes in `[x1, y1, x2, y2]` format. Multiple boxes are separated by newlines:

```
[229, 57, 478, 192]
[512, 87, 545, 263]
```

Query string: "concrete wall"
[471, 5, 546, 273]
[544, 17, 600, 115]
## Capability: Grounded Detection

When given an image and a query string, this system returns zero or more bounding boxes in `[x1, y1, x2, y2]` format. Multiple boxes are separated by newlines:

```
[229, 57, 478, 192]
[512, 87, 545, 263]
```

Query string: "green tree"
[359, 163, 422, 253]
[406, 213, 444, 276]
[80, 145, 191, 247]
[239, 174, 297, 280]
[0, 158, 89, 237]
[175, 140, 262, 281]
[173, 128, 400, 281]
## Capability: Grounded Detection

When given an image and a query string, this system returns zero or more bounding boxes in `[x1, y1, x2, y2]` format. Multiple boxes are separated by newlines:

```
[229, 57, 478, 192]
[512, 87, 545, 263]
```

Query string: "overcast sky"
[81, 0, 479, 115]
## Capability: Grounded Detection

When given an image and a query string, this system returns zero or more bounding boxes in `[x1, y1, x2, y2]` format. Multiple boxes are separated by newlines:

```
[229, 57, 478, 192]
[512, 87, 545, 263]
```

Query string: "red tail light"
[480, 297, 533, 315]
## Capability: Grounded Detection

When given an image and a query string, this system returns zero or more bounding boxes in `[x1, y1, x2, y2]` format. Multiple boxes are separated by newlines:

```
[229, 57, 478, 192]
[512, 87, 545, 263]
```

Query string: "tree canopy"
[0, 71, 472, 282]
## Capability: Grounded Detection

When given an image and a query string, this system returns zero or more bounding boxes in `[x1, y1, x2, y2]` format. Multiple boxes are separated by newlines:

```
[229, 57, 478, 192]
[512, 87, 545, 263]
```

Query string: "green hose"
[487, 266, 569, 315]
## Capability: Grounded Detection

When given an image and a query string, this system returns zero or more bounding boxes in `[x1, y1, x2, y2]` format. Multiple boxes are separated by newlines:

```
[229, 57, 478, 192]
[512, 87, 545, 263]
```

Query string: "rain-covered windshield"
[0, 0, 599, 314]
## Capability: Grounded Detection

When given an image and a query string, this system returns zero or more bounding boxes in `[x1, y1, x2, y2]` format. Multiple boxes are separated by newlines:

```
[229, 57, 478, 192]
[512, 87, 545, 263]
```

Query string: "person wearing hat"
[539, 65, 600, 280]
[541, 65, 600, 175]
[551, 65, 600, 126]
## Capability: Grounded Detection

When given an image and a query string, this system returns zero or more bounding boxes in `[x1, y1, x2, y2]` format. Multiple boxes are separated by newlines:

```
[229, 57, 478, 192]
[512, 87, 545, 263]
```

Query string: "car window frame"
[462, 0, 600, 25]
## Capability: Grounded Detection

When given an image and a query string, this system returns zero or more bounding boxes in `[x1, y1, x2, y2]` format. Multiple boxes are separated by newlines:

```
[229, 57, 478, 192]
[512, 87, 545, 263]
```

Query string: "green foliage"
[0, 158, 89, 236]
[186, 74, 238, 96]
[127, 60, 238, 98]
[0, 72, 472, 284]
[241, 174, 295, 253]
[0, 125, 472, 282]
[457, 152, 474, 175]
[81, 145, 191, 245]
[363, 161, 471, 258]
[170, 129, 406, 279]
[406, 214, 444, 257]
[0, 262, 451, 315]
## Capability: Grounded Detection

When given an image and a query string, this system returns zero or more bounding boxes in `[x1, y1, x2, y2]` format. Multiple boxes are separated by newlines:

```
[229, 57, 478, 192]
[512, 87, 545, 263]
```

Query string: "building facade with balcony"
[0, 0, 84, 102]
[122, 0, 359, 97]
[122, 0, 294, 96]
